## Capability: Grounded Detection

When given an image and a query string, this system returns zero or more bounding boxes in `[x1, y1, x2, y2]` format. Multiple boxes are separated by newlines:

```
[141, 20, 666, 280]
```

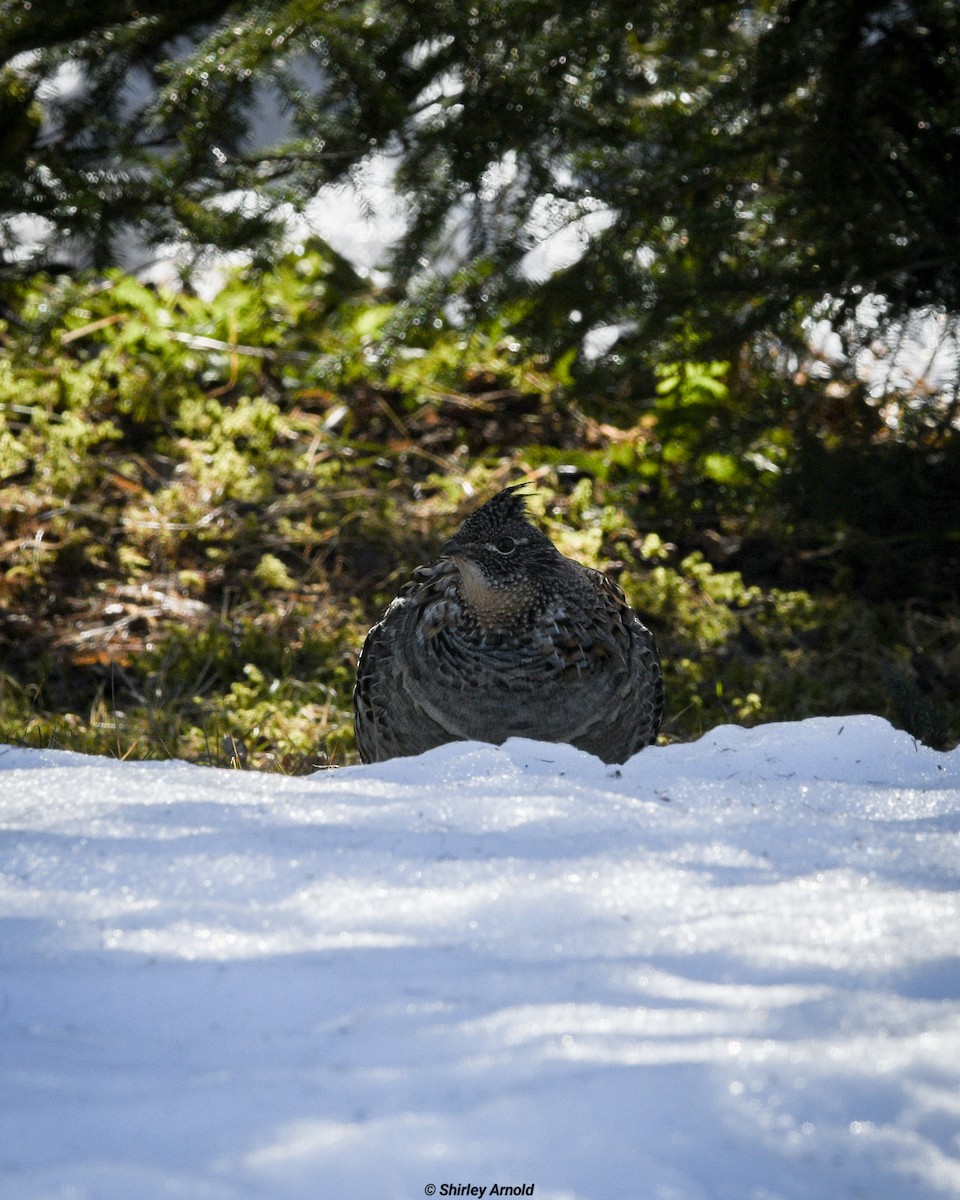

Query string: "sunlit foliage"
[1, 254, 956, 765]
[2, 0, 958, 379]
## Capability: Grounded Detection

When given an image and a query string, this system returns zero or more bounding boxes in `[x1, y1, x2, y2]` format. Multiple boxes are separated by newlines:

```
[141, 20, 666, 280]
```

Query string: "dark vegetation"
[1, 250, 957, 766]
[1, 1, 958, 765]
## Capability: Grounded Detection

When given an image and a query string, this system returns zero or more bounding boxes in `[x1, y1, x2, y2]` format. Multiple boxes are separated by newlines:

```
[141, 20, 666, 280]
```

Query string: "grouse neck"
[450, 555, 540, 630]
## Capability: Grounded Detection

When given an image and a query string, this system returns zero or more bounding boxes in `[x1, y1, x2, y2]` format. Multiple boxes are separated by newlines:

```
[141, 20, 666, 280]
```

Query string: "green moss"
[0, 253, 956, 767]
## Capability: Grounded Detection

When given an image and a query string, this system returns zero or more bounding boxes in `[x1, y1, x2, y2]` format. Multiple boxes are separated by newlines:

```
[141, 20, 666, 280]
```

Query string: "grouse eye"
[493, 535, 517, 554]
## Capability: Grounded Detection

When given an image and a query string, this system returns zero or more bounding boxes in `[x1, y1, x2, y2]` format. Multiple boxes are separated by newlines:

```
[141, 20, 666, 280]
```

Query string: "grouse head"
[439, 487, 565, 625]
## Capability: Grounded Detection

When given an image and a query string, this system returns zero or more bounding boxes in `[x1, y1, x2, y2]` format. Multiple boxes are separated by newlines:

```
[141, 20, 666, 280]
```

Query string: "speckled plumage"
[353, 488, 663, 764]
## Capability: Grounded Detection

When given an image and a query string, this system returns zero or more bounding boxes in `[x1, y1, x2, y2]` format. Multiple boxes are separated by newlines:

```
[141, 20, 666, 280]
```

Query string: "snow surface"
[1, 715, 959, 1200]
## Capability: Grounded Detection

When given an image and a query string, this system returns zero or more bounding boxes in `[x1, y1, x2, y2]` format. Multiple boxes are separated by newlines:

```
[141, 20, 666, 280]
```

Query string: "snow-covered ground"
[1, 716, 959, 1200]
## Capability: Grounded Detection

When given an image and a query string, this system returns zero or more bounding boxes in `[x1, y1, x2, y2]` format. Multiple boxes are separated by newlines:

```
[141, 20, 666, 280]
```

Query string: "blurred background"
[1, 0, 958, 766]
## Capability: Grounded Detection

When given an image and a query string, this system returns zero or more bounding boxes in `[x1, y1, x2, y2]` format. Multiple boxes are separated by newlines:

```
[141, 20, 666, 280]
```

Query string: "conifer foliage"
[2, 0, 958, 364]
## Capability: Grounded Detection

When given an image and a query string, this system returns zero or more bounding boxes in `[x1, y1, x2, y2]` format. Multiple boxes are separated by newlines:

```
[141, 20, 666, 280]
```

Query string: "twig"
[60, 313, 126, 344]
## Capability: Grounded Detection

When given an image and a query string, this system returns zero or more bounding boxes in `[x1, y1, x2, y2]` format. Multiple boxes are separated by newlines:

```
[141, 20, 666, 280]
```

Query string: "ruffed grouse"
[353, 487, 663, 764]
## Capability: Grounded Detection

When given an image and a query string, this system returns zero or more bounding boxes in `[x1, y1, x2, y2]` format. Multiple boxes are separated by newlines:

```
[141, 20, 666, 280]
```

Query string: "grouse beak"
[438, 540, 491, 587]
[439, 538, 471, 560]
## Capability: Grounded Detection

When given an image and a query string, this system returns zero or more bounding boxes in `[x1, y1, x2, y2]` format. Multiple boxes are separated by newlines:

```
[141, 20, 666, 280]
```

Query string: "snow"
[2, 715, 959, 1200]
